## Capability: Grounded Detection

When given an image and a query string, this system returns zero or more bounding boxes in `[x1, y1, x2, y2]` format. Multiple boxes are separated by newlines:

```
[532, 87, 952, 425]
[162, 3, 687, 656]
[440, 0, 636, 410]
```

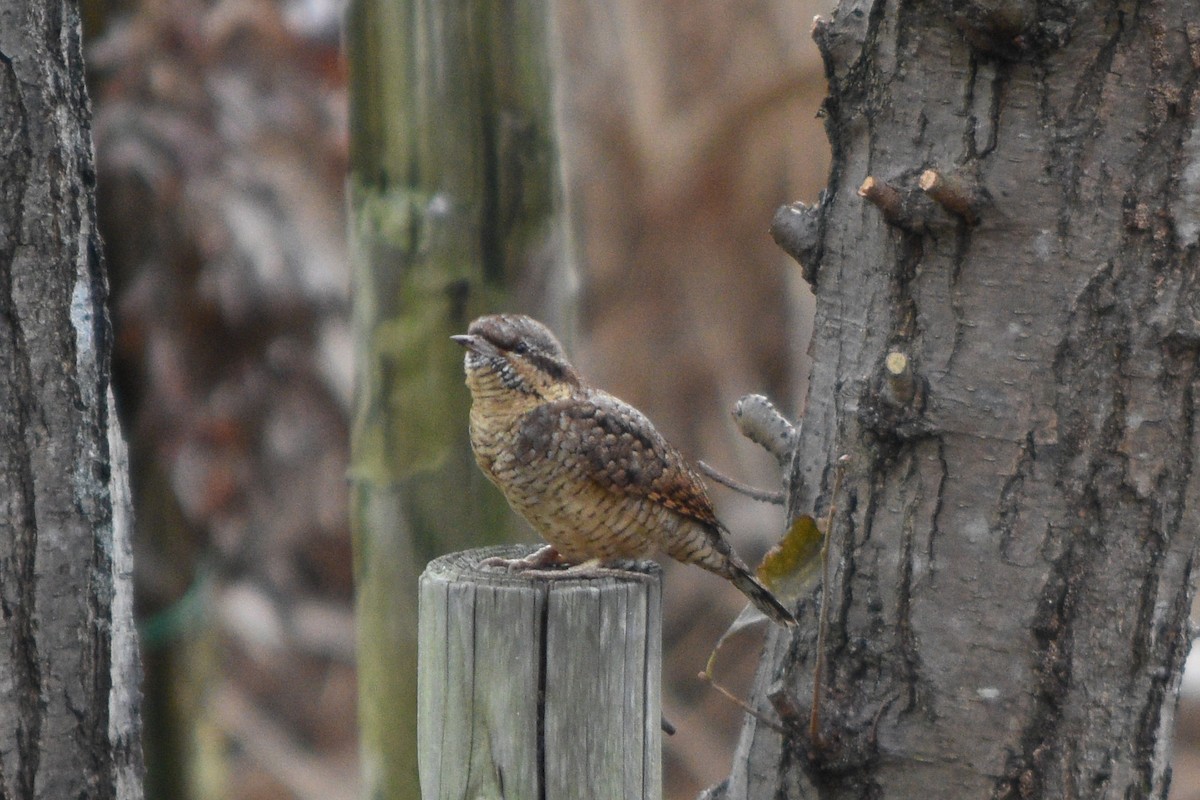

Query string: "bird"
[451, 313, 796, 627]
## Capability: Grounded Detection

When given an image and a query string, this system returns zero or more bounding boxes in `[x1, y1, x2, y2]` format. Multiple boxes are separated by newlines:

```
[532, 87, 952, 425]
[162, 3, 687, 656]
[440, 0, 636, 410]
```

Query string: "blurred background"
[81, 0, 1200, 797]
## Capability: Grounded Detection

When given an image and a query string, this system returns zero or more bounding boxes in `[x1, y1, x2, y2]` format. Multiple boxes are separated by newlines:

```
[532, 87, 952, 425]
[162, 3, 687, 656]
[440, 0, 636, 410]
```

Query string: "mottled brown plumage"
[452, 313, 795, 627]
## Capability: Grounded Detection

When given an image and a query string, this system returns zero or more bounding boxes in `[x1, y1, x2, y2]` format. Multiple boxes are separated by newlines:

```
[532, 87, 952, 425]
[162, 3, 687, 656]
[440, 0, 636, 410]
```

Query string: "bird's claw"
[479, 549, 644, 581]
[480, 545, 567, 572]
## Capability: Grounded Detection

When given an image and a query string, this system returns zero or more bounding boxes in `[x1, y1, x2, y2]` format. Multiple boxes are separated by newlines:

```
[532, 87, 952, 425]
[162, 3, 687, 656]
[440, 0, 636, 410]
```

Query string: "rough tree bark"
[0, 0, 143, 797]
[716, 2, 1200, 798]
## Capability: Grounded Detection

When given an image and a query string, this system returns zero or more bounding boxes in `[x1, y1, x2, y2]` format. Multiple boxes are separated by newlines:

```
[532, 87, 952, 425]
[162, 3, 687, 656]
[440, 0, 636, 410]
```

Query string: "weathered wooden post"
[418, 545, 663, 799]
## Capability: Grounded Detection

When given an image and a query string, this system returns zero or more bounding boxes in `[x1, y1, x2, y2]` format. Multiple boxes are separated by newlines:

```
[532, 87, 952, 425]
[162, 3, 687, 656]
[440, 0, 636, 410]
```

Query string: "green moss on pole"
[344, 0, 573, 796]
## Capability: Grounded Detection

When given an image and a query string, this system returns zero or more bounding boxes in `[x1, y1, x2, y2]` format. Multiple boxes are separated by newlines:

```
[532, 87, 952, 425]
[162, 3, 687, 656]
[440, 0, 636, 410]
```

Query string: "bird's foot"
[480, 544, 567, 572]
[481, 549, 646, 581]
[548, 558, 647, 580]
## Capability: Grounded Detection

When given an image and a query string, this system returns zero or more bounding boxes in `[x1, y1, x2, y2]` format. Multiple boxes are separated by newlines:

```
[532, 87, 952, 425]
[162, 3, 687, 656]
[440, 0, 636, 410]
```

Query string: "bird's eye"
[512, 342, 530, 355]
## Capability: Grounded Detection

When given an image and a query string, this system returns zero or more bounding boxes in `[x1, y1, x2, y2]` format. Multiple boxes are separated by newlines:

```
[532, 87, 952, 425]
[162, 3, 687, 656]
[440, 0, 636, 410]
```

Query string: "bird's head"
[452, 314, 581, 401]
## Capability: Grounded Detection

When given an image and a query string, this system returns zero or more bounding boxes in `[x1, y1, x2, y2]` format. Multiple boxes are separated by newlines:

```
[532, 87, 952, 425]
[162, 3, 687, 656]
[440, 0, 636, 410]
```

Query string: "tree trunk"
[0, 0, 143, 797]
[718, 2, 1200, 798]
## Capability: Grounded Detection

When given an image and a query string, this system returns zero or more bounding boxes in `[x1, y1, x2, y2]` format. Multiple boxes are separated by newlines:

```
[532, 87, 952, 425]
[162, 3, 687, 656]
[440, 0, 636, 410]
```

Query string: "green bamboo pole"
[344, 0, 572, 795]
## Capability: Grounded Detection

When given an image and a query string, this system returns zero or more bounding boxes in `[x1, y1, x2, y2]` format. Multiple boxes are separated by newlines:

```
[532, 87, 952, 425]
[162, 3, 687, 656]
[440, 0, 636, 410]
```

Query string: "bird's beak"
[451, 334, 497, 357]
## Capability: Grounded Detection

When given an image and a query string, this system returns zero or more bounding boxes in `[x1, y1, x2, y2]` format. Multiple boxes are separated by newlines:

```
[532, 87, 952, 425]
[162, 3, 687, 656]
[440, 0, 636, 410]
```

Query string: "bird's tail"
[728, 565, 796, 627]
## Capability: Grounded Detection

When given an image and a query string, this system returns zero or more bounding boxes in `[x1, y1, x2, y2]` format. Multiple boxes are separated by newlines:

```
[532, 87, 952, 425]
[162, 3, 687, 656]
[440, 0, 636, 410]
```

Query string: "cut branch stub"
[857, 351, 932, 440]
[811, 4, 872, 87]
[919, 168, 986, 225]
[770, 201, 823, 286]
[858, 176, 935, 233]
[858, 177, 903, 221]
[883, 351, 916, 406]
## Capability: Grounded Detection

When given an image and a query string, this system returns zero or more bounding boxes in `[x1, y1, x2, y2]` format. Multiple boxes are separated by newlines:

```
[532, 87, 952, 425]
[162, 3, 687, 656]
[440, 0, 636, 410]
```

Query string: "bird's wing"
[515, 391, 722, 529]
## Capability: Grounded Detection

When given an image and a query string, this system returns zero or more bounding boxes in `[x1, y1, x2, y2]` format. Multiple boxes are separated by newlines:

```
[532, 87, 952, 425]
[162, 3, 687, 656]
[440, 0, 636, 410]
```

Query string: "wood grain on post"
[418, 545, 663, 800]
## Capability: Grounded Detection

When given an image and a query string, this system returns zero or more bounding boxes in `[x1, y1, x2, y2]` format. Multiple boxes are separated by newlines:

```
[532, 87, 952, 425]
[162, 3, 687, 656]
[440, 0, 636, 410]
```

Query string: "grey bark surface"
[418, 546, 662, 800]
[714, 3, 1200, 799]
[0, 0, 143, 797]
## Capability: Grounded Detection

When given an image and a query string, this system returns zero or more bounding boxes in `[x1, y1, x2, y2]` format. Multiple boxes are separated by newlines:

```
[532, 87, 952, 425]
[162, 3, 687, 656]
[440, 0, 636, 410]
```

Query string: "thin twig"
[700, 608, 787, 735]
[811, 455, 849, 744]
[697, 461, 785, 505]
[697, 671, 787, 736]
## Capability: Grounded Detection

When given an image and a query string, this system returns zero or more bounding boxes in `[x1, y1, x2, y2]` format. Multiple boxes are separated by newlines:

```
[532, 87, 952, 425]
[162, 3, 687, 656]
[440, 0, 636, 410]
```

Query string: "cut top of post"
[418, 545, 663, 800]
